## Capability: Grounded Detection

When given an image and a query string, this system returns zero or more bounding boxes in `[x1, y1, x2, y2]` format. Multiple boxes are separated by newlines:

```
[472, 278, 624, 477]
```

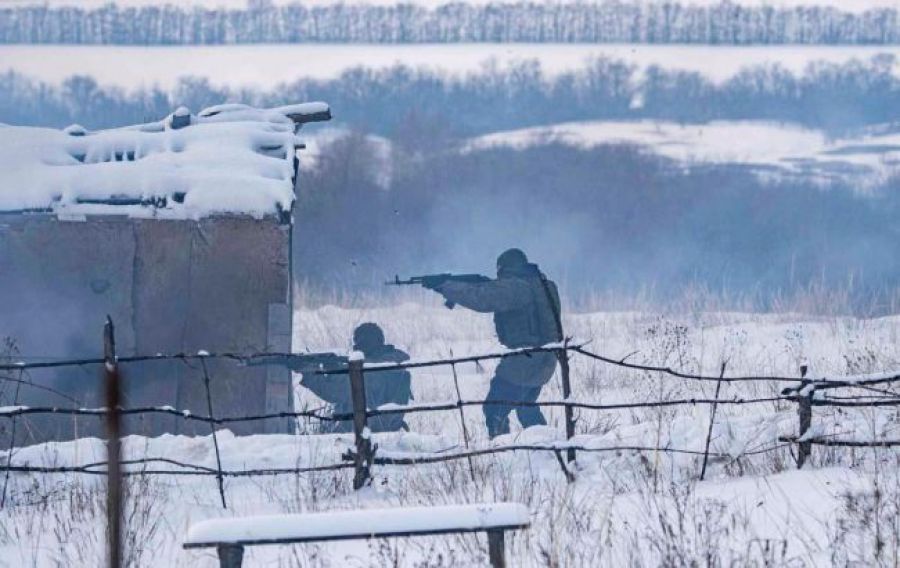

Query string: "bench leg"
[217, 544, 244, 568]
[487, 529, 506, 568]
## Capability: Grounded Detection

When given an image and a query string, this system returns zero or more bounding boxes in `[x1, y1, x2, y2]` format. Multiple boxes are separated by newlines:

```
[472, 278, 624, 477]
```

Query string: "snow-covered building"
[0, 102, 330, 442]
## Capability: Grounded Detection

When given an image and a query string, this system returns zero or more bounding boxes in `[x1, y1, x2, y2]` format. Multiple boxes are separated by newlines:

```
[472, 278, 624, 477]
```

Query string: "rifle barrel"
[386, 275, 417, 285]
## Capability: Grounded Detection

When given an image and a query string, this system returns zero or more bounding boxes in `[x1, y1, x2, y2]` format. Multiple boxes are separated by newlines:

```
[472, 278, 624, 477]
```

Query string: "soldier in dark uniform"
[350, 322, 412, 432]
[425, 249, 561, 437]
[301, 322, 412, 433]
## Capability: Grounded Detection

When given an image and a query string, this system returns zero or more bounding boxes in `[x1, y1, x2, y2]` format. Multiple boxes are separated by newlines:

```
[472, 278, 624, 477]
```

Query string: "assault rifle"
[386, 273, 490, 308]
[244, 352, 349, 403]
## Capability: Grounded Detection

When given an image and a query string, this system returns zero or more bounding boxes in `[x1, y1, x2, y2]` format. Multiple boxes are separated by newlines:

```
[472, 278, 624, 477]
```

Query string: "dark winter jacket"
[361, 344, 412, 431]
[302, 344, 412, 433]
[436, 264, 561, 349]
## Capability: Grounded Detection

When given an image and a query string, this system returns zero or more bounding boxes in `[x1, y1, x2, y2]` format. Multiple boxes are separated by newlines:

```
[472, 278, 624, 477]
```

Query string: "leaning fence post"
[449, 352, 476, 483]
[199, 357, 227, 509]
[348, 354, 373, 490]
[797, 365, 812, 469]
[557, 342, 576, 463]
[699, 362, 727, 481]
[103, 316, 123, 568]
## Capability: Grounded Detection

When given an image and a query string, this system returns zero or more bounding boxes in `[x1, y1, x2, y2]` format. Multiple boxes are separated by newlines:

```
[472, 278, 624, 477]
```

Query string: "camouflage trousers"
[483, 351, 556, 437]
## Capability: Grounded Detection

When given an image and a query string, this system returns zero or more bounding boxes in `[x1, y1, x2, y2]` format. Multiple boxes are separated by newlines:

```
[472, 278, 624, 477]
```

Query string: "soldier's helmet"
[353, 322, 386, 352]
[497, 248, 529, 277]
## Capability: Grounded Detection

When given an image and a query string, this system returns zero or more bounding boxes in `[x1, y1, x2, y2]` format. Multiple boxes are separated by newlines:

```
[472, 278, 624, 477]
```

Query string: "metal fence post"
[348, 356, 373, 489]
[487, 529, 507, 568]
[216, 544, 244, 568]
[449, 355, 476, 483]
[557, 343, 576, 463]
[199, 358, 227, 509]
[797, 365, 812, 469]
[699, 362, 727, 481]
[103, 316, 123, 568]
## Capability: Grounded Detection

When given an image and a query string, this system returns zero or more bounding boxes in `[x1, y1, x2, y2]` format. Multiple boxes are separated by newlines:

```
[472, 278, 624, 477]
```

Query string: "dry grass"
[2, 297, 900, 565]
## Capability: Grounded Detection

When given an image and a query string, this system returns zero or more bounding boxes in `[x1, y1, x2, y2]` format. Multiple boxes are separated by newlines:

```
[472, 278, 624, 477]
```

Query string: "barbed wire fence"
[2, 317, 900, 525]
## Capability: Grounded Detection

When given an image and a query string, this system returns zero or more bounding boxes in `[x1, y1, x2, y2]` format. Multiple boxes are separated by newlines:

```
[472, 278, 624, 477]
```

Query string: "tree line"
[297, 130, 900, 314]
[0, 55, 895, 134]
[1, 52, 897, 311]
[0, 1, 897, 45]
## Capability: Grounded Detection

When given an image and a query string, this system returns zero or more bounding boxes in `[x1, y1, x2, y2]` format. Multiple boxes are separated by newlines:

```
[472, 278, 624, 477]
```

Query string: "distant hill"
[0, 0, 897, 45]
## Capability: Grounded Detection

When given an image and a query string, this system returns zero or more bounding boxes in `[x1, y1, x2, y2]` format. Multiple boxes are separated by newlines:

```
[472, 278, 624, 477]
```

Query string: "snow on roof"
[0, 101, 331, 220]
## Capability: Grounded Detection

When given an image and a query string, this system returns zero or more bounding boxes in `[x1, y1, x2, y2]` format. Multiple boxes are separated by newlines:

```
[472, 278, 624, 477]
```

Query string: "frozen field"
[466, 119, 900, 187]
[0, 43, 896, 91]
[3, 300, 900, 565]
[301, 119, 900, 188]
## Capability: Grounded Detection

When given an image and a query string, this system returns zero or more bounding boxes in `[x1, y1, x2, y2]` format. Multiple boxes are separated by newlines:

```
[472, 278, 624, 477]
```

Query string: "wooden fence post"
[557, 342, 576, 463]
[0, 368, 23, 509]
[797, 365, 812, 469]
[487, 529, 506, 568]
[103, 316, 123, 568]
[348, 356, 373, 490]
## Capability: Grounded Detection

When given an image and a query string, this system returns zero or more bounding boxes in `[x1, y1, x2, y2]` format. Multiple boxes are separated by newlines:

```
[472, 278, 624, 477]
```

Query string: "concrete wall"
[0, 214, 291, 444]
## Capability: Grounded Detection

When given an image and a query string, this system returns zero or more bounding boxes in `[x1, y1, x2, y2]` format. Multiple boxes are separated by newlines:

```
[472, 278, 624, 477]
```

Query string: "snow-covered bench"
[183, 502, 530, 568]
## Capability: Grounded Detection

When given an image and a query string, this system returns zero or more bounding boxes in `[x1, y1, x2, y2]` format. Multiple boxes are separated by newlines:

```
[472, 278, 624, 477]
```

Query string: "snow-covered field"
[301, 119, 900, 188]
[3, 299, 900, 565]
[0, 43, 896, 91]
[466, 119, 900, 187]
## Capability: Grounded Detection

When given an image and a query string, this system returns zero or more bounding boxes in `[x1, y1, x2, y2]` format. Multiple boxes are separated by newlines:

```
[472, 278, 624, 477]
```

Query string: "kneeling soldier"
[248, 322, 412, 433]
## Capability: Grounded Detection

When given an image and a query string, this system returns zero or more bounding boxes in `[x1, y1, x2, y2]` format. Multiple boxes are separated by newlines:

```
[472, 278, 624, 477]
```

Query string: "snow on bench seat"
[183, 502, 529, 548]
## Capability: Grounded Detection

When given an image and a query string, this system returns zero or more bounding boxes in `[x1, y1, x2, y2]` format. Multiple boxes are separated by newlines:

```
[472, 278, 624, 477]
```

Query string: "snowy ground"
[0, 43, 896, 91]
[301, 119, 900, 188]
[3, 299, 900, 565]
[466, 119, 900, 187]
